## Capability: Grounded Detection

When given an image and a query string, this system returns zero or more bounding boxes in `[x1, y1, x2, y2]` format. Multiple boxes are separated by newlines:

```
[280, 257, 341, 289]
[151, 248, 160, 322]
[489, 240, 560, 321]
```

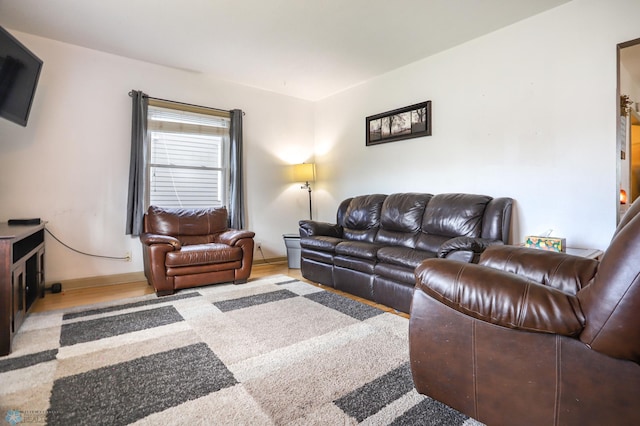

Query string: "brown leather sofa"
[140, 206, 255, 296]
[409, 200, 640, 425]
[299, 192, 513, 313]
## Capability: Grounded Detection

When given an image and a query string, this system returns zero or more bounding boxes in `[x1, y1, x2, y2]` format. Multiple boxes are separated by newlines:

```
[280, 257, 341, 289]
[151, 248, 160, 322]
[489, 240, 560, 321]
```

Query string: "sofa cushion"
[334, 255, 377, 274]
[335, 241, 384, 260]
[300, 248, 334, 264]
[300, 236, 344, 253]
[415, 234, 451, 254]
[165, 243, 242, 267]
[377, 246, 437, 269]
[146, 206, 229, 237]
[375, 193, 432, 248]
[421, 193, 491, 238]
[342, 194, 387, 242]
[374, 263, 418, 284]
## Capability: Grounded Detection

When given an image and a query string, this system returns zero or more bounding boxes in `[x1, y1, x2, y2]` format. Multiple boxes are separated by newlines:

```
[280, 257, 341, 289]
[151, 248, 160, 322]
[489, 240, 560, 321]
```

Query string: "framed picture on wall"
[366, 101, 431, 146]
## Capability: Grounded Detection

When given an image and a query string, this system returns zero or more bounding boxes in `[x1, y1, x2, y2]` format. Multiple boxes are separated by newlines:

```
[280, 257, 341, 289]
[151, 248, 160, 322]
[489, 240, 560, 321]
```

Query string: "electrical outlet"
[125, 251, 132, 262]
[256, 242, 262, 250]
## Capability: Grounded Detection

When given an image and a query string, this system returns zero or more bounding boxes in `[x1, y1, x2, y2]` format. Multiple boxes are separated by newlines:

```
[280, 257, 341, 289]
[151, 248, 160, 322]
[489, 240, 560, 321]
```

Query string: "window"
[146, 100, 230, 209]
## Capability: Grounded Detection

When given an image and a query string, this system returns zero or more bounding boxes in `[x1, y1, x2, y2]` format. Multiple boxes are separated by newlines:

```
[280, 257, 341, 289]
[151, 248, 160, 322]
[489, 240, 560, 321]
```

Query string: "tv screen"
[0, 26, 43, 127]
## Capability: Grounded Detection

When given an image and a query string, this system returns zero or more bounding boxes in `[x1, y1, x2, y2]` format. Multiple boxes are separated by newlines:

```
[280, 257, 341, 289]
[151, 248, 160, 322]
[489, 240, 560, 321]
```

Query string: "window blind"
[147, 105, 230, 209]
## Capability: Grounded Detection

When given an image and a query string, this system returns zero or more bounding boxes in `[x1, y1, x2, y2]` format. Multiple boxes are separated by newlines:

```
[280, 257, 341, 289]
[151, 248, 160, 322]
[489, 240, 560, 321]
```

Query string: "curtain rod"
[128, 91, 244, 115]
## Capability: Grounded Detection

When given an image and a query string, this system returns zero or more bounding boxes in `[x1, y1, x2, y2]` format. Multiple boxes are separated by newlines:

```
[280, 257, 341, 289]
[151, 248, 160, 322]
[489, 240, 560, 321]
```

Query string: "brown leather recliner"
[409, 200, 640, 425]
[140, 206, 255, 296]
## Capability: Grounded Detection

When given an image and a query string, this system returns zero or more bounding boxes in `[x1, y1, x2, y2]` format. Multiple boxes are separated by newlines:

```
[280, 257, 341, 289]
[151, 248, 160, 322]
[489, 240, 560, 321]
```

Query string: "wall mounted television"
[0, 26, 43, 127]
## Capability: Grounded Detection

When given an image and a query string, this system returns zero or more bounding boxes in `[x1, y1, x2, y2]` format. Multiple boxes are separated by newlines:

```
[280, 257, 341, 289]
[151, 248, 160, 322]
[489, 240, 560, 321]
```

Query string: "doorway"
[631, 112, 640, 203]
[617, 38, 640, 221]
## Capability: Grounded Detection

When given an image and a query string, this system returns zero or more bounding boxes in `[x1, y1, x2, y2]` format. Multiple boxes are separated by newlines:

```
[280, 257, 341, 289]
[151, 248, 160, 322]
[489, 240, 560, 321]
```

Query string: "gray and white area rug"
[0, 275, 482, 425]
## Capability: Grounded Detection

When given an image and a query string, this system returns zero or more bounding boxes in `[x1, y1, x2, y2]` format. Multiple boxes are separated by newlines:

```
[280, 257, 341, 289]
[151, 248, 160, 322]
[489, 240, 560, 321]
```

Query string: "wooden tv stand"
[0, 222, 45, 356]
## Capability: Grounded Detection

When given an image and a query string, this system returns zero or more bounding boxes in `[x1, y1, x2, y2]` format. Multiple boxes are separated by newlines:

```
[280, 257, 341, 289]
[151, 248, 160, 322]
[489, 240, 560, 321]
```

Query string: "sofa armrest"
[437, 237, 503, 260]
[299, 220, 343, 238]
[415, 259, 585, 336]
[481, 197, 513, 243]
[478, 245, 599, 295]
[140, 233, 181, 249]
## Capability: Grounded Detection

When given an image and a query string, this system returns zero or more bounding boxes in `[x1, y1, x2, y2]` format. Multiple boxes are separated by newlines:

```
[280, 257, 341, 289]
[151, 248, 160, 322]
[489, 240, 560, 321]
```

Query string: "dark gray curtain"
[125, 90, 148, 236]
[228, 109, 245, 229]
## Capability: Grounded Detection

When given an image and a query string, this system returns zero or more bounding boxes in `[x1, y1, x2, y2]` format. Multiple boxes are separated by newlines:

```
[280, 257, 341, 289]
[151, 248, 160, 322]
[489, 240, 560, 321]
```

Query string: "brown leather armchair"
[140, 206, 255, 296]
[409, 200, 640, 425]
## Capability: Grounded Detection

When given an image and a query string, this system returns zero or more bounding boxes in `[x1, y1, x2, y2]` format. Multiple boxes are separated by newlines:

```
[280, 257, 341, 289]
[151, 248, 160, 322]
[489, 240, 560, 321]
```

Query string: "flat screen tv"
[0, 26, 43, 127]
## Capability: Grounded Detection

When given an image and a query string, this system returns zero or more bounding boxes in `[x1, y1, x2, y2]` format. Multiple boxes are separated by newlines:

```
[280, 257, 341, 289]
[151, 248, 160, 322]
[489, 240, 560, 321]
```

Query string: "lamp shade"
[293, 163, 315, 183]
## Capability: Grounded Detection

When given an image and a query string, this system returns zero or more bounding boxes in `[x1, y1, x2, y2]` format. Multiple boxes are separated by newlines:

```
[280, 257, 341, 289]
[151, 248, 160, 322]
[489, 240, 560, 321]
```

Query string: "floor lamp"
[293, 163, 316, 220]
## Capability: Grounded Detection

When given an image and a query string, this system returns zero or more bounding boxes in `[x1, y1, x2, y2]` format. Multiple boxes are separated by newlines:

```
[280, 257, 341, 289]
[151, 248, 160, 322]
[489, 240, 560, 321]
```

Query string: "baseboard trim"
[50, 272, 147, 291]
[253, 257, 287, 265]
[48, 259, 290, 291]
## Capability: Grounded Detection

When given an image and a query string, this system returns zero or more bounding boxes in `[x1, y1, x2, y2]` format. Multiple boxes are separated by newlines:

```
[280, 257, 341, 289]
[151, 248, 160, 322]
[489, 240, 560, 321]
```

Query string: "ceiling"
[1, 0, 573, 101]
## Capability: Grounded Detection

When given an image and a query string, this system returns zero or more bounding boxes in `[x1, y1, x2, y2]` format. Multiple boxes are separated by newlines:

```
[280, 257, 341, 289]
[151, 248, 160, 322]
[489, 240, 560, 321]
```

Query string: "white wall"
[0, 32, 314, 282]
[314, 0, 640, 250]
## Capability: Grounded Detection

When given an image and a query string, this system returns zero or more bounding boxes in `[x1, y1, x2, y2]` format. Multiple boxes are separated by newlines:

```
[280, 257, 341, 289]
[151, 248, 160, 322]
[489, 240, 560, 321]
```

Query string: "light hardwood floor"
[30, 261, 408, 318]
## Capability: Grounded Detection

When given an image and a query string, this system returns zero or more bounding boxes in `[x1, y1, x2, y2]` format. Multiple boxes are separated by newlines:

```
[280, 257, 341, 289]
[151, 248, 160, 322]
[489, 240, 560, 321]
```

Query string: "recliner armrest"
[140, 233, 181, 249]
[415, 259, 585, 336]
[217, 229, 256, 246]
[479, 245, 598, 295]
[299, 220, 343, 238]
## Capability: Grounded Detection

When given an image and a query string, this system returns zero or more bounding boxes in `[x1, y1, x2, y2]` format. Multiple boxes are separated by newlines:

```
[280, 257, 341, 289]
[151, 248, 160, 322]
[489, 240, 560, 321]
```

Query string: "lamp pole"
[302, 181, 312, 220]
[293, 162, 315, 220]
